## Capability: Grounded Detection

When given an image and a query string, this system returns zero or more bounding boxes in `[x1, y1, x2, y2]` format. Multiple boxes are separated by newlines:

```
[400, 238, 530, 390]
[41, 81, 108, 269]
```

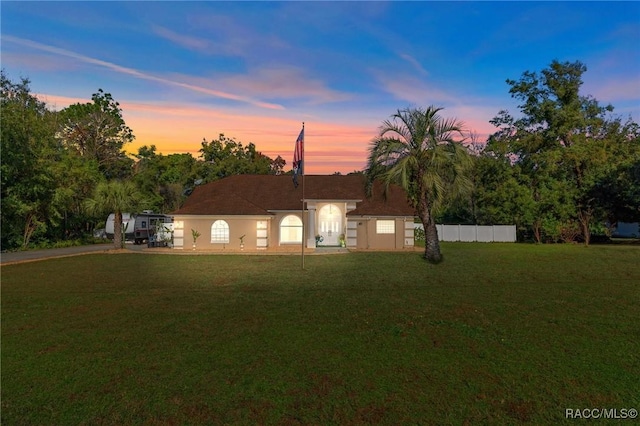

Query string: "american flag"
[292, 126, 304, 188]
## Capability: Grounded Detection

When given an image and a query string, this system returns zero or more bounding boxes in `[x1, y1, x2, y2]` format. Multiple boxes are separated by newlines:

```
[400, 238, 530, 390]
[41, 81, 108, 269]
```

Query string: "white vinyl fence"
[415, 224, 517, 242]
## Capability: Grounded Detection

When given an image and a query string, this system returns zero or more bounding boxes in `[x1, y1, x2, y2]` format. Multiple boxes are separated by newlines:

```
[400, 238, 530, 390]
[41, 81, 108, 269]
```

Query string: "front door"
[318, 204, 342, 246]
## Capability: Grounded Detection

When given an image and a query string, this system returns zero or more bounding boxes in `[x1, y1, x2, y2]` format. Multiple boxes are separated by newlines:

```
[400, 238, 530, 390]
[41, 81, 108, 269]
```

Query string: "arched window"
[280, 215, 303, 243]
[211, 220, 229, 243]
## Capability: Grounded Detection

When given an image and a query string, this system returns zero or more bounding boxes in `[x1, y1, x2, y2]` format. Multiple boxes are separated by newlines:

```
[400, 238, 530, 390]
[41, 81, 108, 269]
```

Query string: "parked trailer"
[132, 211, 173, 245]
[105, 213, 135, 241]
[105, 211, 173, 244]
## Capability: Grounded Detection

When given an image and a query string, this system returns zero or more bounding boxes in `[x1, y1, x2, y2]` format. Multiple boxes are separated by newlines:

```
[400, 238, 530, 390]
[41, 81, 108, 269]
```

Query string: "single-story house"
[171, 174, 416, 251]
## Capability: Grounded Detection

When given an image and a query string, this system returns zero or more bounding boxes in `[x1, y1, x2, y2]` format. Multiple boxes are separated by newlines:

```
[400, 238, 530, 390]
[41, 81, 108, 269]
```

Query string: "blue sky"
[2, 1, 639, 173]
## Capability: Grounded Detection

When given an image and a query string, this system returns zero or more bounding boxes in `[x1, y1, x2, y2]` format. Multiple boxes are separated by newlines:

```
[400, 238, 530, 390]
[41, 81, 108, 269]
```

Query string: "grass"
[2, 243, 639, 424]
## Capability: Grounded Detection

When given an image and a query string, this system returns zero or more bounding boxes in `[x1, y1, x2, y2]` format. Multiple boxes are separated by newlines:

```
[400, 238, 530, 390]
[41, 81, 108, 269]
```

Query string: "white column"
[306, 204, 316, 248]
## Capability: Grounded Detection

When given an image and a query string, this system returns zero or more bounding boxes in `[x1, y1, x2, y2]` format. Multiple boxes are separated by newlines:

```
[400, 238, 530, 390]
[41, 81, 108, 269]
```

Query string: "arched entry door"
[318, 204, 342, 246]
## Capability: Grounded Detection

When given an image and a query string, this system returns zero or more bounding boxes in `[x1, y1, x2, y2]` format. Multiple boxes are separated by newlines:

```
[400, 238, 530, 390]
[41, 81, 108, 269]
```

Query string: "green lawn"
[2, 244, 639, 424]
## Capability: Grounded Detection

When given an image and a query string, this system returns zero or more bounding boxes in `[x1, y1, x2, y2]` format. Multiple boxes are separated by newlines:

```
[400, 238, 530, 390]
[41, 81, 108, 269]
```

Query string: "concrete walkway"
[0, 244, 117, 265]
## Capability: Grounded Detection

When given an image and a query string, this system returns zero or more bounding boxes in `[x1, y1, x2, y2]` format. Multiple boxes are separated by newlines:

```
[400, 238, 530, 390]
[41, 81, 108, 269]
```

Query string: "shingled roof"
[172, 174, 416, 217]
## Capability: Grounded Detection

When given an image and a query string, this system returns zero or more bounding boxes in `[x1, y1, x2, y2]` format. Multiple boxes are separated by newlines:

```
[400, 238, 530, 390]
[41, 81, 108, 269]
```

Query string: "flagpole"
[301, 122, 305, 270]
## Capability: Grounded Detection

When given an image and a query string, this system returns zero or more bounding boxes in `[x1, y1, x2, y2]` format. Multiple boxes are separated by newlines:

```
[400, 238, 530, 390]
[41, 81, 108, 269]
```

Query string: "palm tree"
[85, 180, 141, 249]
[366, 106, 472, 263]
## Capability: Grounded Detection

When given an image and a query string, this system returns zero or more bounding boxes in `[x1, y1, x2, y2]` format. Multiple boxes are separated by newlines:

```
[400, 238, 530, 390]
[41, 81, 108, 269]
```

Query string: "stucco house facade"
[171, 174, 416, 252]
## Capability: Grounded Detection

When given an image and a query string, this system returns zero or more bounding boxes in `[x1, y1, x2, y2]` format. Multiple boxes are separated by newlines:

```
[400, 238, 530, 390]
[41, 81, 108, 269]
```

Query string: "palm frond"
[366, 105, 470, 212]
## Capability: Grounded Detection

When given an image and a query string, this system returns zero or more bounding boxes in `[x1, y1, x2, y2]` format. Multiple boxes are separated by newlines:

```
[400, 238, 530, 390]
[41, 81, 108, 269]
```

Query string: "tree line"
[1, 70, 285, 250]
[367, 60, 638, 262]
[2, 60, 639, 254]
[445, 60, 639, 245]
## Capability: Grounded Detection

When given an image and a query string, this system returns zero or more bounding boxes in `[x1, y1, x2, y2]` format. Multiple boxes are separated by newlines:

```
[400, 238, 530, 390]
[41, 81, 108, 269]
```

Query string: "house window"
[211, 220, 229, 243]
[280, 215, 302, 243]
[376, 219, 395, 234]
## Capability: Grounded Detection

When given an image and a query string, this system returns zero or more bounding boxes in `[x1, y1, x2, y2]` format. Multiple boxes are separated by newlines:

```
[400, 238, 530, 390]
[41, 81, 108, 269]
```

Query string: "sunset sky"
[2, 1, 639, 174]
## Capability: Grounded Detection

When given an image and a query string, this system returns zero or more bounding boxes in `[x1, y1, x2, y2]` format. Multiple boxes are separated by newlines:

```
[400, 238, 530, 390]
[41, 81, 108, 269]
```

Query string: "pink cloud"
[166, 12, 290, 59]
[35, 94, 87, 110]
[584, 76, 640, 103]
[445, 104, 502, 143]
[373, 70, 459, 106]
[1, 51, 76, 73]
[4, 36, 283, 110]
[166, 66, 352, 106]
[580, 47, 640, 113]
[217, 67, 352, 104]
[151, 25, 209, 51]
[398, 53, 429, 76]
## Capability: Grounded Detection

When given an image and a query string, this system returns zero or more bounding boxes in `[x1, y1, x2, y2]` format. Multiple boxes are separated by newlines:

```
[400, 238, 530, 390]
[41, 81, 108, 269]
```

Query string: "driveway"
[1, 244, 119, 265]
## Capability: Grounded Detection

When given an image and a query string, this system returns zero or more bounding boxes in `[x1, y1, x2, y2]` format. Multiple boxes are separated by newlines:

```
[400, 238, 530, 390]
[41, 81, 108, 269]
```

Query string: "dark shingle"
[173, 175, 415, 216]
